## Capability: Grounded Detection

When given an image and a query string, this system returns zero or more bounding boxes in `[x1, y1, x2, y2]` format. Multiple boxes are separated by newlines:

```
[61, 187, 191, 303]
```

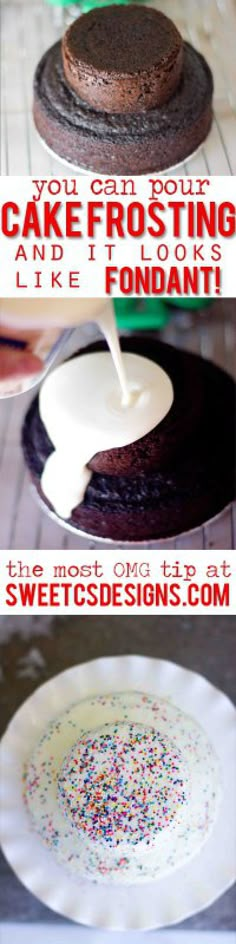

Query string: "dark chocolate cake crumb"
[62, 6, 183, 112]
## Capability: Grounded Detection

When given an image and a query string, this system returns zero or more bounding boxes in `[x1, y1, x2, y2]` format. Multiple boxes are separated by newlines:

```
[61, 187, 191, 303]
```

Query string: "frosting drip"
[39, 351, 174, 518]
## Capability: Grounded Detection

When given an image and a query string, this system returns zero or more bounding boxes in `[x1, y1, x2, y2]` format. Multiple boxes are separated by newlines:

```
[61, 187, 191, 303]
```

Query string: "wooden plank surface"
[0, 929, 235, 943]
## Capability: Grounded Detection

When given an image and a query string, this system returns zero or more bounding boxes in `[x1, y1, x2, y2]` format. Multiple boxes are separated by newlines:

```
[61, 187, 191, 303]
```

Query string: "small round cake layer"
[22, 338, 235, 542]
[23, 339, 205, 477]
[33, 42, 213, 174]
[58, 723, 188, 846]
[62, 6, 183, 113]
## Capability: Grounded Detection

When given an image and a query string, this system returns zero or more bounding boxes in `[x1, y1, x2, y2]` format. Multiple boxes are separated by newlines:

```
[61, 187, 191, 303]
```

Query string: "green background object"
[114, 298, 212, 331]
[78, 0, 132, 9]
[45, 0, 134, 8]
[167, 298, 212, 310]
[114, 299, 170, 331]
[45, 0, 78, 6]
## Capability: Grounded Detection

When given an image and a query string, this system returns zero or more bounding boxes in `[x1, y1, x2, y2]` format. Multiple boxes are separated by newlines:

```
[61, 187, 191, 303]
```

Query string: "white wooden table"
[0, 927, 234, 943]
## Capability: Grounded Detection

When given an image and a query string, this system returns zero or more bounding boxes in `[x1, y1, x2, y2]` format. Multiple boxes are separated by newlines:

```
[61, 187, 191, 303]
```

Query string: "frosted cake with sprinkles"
[24, 691, 221, 884]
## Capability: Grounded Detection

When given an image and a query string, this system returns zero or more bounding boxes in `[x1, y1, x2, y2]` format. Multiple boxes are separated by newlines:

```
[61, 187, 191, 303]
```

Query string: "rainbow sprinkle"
[58, 722, 187, 847]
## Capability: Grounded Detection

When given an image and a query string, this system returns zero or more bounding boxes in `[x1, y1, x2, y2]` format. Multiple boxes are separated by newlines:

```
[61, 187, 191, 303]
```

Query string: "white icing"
[1, 297, 174, 511]
[39, 351, 174, 518]
[24, 691, 221, 885]
[57, 721, 190, 845]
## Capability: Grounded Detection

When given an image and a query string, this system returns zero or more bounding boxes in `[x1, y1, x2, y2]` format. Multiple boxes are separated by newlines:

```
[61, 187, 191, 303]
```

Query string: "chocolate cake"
[62, 6, 183, 112]
[22, 338, 235, 542]
[33, 5, 213, 174]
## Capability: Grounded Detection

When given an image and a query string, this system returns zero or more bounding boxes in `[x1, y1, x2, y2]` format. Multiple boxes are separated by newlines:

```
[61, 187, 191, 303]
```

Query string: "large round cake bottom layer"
[33, 41, 213, 174]
[22, 339, 235, 542]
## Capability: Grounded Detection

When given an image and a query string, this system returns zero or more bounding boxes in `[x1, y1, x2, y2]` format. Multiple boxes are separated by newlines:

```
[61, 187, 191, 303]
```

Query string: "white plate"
[1, 656, 236, 930]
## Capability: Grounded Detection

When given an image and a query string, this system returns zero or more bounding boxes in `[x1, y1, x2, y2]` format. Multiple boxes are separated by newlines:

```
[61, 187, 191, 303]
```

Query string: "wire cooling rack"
[0, 301, 235, 552]
[1, 0, 236, 175]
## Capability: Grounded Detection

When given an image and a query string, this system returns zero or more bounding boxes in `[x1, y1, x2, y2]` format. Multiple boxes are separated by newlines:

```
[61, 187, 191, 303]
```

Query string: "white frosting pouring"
[0, 298, 111, 331]
[0, 298, 124, 398]
[0, 296, 133, 410]
[40, 350, 174, 519]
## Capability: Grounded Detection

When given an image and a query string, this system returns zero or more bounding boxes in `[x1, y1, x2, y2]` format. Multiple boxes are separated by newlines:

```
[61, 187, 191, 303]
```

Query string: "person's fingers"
[0, 325, 43, 345]
[0, 348, 43, 381]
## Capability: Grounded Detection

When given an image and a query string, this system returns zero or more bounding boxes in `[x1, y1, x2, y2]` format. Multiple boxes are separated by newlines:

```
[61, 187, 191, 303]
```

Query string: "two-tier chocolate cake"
[22, 337, 235, 542]
[33, 4, 213, 174]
